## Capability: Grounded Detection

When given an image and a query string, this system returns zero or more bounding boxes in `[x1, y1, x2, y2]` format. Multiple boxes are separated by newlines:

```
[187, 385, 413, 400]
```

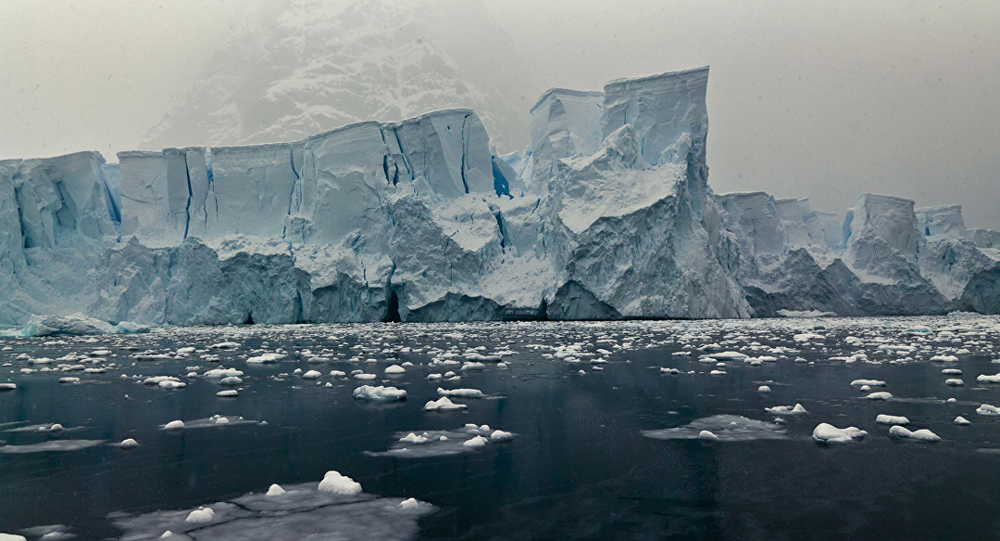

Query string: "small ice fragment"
[860, 385, 871, 392]
[0, 383, 16, 391]
[812, 423, 867, 443]
[48, 423, 64, 433]
[698, 430, 719, 441]
[930, 355, 959, 362]
[888, 425, 941, 441]
[0, 534, 26, 541]
[293, 368, 303, 375]
[437, 387, 485, 398]
[765, 404, 808, 414]
[400, 497, 419, 510]
[578, 370, 586, 375]
[354, 373, 376, 381]
[158, 380, 187, 389]
[384, 365, 405, 374]
[215, 417, 230, 425]
[851, 379, 886, 387]
[976, 404, 1000, 415]
[876, 414, 909, 425]
[490, 429, 513, 442]
[185, 507, 215, 523]
[216, 390, 238, 397]
[164, 420, 185, 430]
[302, 370, 321, 380]
[955, 416, 971, 425]
[977, 374, 1000, 384]
[463, 435, 488, 448]
[266, 483, 285, 496]
[865, 392, 892, 400]
[318, 470, 362, 495]
[710, 370, 726, 376]
[946, 398, 957, 403]
[400, 433, 429, 444]
[329, 370, 346, 377]
[757, 385, 771, 393]
[352, 385, 406, 401]
[423, 397, 467, 411]
[160, 532, 173, 539]
[461, 362, 486, 371]
[58, 377, 80, 384]
[945, 378, 964, 386]
[942, 368, 962, 375]
[120, 438, 139, 449]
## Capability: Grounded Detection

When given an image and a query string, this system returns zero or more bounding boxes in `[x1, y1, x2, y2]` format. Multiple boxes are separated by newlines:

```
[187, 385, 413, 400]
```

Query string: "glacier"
[3, 66, 1000, 327]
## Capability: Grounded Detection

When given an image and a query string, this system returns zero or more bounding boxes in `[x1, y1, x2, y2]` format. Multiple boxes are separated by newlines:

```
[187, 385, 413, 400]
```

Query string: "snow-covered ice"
[812, 423, 867, 444]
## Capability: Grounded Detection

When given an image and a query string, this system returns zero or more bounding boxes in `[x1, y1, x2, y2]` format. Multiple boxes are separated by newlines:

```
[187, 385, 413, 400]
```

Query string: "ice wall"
[602, 66, 710, 166]
[528, 89, 604, 194]
[4, 65, 1000, 325]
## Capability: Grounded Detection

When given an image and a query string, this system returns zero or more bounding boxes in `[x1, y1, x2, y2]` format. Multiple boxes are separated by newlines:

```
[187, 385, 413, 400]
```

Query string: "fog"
[1, 0, 997, 228]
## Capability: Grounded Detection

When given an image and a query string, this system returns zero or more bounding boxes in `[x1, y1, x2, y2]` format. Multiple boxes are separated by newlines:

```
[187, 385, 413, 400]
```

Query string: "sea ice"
[423, 397, 467, 411]
[876, 415, 909, 425]
[643, 415, 788, 442]
[317, 471, 362, 495]
[888, 425, 941, 442]
[352, 385, 406, 402]
[812, 423, 867, 443]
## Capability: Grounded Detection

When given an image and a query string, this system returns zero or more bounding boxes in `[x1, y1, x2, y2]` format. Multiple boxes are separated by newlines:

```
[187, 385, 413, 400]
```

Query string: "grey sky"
[2, 0, 998, 229]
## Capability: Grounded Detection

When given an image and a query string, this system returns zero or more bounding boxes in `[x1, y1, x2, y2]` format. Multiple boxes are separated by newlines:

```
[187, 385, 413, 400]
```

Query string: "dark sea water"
[2, 316, 1000, 540]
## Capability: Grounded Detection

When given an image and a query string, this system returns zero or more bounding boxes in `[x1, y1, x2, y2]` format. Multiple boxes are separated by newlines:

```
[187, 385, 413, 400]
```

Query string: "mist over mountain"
[142, 0, 531, 154]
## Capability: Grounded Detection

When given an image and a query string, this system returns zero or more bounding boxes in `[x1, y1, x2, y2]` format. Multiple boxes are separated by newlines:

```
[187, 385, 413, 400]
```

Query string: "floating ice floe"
[0, 440, 106, 454]
[302, 370, 322, 380]
[0, 534, 26, 541]
[266, 484, 286, 496]
[865, 392, 892, 400]
[955, 416, 971, 425]
[461, 362, 486, 371]
[318, 470, 362, 495]
[851, 379, 886, 387]
[977, 374, 1000, 384]
[888, 426, 941, 442]
[203, 367, 243, 378]
[352, 385, 406, 402]
[366, 424, 511, 458]
[0, 383, 15, 391]
[120, 438, 139, 449]
[765, 404, 808, 415]
[437, 388, 485, 398]
[642, 415, 788, 442]
[757, 385, 771, 393]
[812, 423, 867, 443]
[354, 373, 377, 381]
[185, 507, 215, 523]
[876, 414, 909, 425]
[945, 378, 964, 386]
[161, 416, 259, 430]
[384, 365, 405, 375]
[4, 314, 149, 337]
[942, 369, 962, 375]
[706, 351, 747, 361]
[976, 404, 1000, 415]
[659, 367, 680, 374]
[216, 390, 238, 397]
[930, 355, 959, 363]
[111, 479, 431, 540]
[423, 397, 467, 411]
[246, 353, 284, 363]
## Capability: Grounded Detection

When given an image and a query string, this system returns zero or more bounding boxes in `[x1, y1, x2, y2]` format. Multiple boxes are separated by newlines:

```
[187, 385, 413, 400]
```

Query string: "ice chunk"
[119, 438, 139, 449]
[875, 414, 909, 425]
[266, 484, 286, 496]
[216, 390, 238, 397]
[384, 365, 405, 375]
[0, 534, 27, 541]
[977, 374, 1000, 384]
[423, 397, 467, 411]
[490, 429, 514, 442]
[0, 383, 16, 391]
[163, 420, 185, 430]
[757, 385, 771, 393]
[436, 387, 485, 398]
[317, 470, 362, 495]
[184, 507, 215, 524]
[888, 425, 941, 442]
[851, 379, 886, 387]
[399, 498, 420, 510]
[0, 440, 106, 453]
[462, 435, 488, 449]
[945, 378, 964, 386]
[976, 404, 1000, 415]
[302, 370, 322, 379]
[765, 404, 808, 415]
[812, 423, 867, 443]
[955, 416, 971, 425]
[352, 385, 406, 402]
[865, 392, 892, 400]
[643, 415, 787, 442]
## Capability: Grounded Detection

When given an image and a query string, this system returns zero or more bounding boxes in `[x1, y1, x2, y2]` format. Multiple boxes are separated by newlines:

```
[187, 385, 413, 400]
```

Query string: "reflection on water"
[1, 315, 1000, 539]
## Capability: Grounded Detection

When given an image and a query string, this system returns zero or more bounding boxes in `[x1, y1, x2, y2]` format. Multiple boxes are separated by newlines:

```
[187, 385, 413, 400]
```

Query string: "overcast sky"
[2, 0, 997, 229]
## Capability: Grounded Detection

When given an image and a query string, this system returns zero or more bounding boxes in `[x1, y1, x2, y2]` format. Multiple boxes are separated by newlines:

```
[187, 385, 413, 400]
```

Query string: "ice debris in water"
[399, 498, 419, 510]
[876, 415, 909, 425]
[302, 370, 322, 379]
[317, 471, 362, 495]
[120, 438, 139, 449]
[424, 397, 467, 411]
[865, 392, 892, 400]
[765, 404, 808, 415]
[352, 385, 406, 402]
[955, 416, 971, 425]
[0, 440, 106, 454]
[111, 479, 430, 540]
[851, 379, 886, 387]
[266, 484, 286, 496]
[185, 507, 215, 523]
[977, 374, 1000, 384]
[812, 423, 867, 443]
[0, 383, 16, 391]
[976, 404, 1000, 415]
[463, 435, 488, 448]
[163, 420, 185, 431]
[698, 430, 719, 441]
[642, 415, 788, 442]
[0, 534, 26, 541]
[367, 424, 511, 458]
[888, 426, 941, 442]
[384, 365, 405, 374]
[436, 387, 485, 398]
[757, 385, 771, 393]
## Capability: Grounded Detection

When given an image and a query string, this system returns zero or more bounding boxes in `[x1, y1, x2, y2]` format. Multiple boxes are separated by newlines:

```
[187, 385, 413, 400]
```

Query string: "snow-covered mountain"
[141, 0, 526, 154]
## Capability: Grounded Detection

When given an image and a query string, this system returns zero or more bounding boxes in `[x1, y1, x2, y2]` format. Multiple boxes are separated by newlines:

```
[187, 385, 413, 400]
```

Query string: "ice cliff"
[3, 66, 1000, 326]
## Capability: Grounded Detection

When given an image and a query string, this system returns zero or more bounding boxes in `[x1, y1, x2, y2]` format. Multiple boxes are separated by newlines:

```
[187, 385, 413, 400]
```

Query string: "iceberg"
[2, 65, 1000, 325]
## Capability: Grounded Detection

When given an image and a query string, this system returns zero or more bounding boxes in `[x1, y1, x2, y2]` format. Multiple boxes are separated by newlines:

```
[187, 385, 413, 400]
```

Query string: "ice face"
[916, 204, 966, 238]
[528, 89, 605, 195]
[601, 66, 710, 166]
[5, 67, 1000, 325]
